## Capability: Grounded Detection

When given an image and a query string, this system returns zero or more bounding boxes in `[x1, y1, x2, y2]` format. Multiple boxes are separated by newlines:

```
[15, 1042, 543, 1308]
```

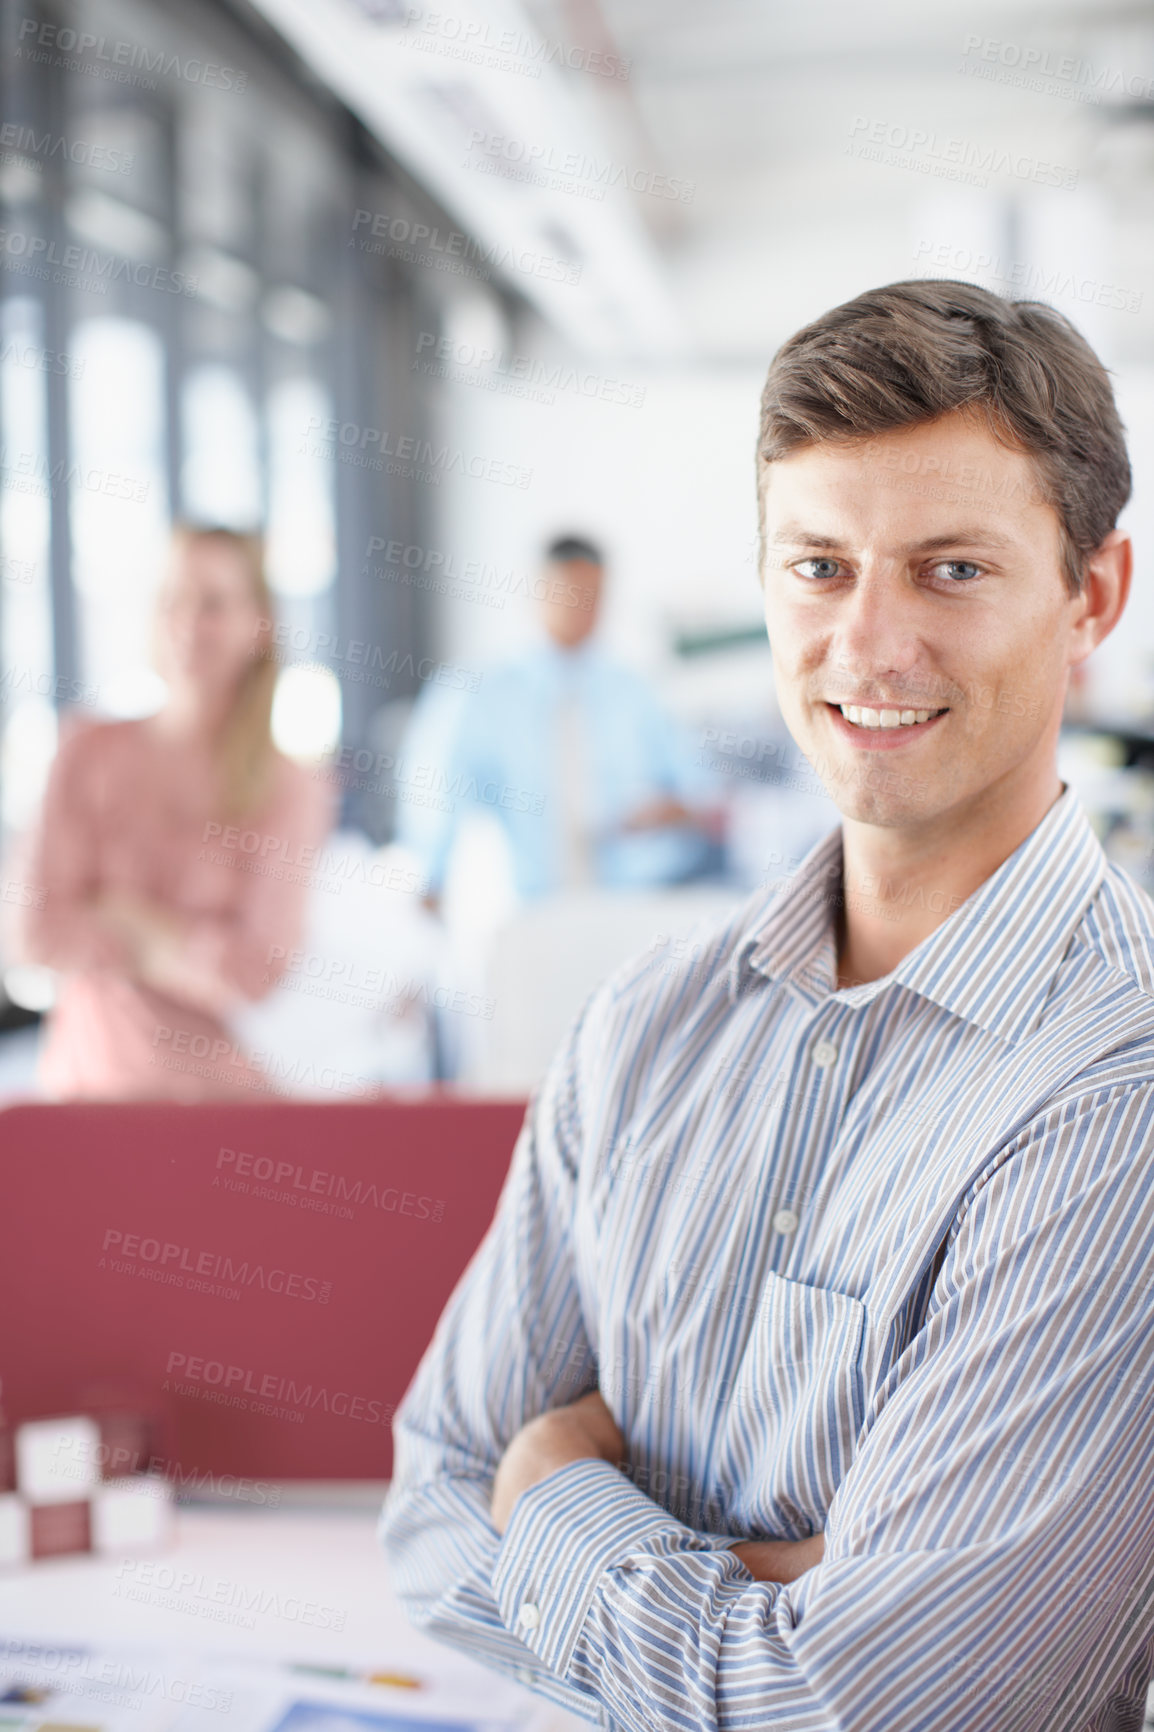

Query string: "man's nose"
[829, 571, 924, 683]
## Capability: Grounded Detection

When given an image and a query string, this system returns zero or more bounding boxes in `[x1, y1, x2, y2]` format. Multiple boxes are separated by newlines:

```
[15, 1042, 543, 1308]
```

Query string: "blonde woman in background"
[7, 525, 334, 1099]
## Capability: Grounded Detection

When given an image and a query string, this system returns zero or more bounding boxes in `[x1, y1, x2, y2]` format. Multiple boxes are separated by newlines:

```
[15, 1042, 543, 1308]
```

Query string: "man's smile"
[824, 700, 949, 747]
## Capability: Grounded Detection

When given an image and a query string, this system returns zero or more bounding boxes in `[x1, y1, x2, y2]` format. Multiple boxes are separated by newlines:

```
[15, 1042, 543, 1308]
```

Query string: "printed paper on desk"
[269, 1702, 519, 1732]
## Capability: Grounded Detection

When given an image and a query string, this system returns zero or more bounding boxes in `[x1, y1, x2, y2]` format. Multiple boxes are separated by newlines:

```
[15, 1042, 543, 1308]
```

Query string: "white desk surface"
[0, 1494, 588, 1732]
[5, 1497, 1152, 1729]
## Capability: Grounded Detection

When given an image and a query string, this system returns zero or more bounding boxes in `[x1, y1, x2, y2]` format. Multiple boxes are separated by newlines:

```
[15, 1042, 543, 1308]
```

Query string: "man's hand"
[490, 1390, 825, 1584]
[729, 1533, 825, 1582]
[617, 794, 696, 834]
[616, 797, 727, 839]
[490, 1390, 625, 1536]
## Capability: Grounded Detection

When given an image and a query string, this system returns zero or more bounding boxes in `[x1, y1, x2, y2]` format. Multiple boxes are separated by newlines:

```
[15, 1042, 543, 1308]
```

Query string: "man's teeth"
[838, 704, 940, 729]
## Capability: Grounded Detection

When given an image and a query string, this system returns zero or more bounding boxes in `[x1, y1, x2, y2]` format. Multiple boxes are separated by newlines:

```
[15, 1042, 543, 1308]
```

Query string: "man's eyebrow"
[765, 527, 841, 549]
[907, 529, 1017, 554]
[765, 526, 1017, 553]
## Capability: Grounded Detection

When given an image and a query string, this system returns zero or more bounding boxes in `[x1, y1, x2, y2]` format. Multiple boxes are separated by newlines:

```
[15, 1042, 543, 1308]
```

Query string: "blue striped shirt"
[380, 785, 1154, 1731]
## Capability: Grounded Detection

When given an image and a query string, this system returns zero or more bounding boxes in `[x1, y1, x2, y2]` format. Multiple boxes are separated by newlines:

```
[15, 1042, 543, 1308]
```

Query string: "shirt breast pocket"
[717, 1270, 868, 1539]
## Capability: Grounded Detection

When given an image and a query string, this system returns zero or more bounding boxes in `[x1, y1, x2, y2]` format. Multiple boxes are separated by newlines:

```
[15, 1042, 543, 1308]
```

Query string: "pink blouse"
[7, 713, 335, 1100]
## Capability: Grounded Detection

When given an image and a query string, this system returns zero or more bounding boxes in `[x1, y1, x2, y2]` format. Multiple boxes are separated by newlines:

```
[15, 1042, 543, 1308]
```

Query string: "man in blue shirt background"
[396, 535, 722, 906]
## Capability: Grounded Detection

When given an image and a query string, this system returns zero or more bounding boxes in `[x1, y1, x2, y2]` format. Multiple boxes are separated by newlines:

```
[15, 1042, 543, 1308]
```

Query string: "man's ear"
[1070, 529, 1131, 666]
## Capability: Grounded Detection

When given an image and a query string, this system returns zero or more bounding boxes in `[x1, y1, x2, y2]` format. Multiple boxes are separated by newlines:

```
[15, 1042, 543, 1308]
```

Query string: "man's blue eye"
[934, 560, 981, 581]
[796, 558, 841, 579]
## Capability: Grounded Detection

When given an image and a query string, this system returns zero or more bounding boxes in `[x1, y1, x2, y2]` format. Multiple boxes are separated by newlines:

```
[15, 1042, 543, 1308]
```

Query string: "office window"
[181, 363, 262, 528]
[68, 314, 169, 715]
[0, 0, 436, 845]
[0, 297, 55, 830]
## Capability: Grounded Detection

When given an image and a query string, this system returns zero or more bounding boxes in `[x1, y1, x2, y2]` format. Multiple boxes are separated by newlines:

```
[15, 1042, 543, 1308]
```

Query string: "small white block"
[0, 1493, 30, 1566]
[90, 1475, 173, 1553]
[15, 1415, 101, 1504]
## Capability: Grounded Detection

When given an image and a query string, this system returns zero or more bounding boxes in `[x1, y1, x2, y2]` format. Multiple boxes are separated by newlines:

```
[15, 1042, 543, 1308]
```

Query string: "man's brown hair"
[756, 278, 1131, 595]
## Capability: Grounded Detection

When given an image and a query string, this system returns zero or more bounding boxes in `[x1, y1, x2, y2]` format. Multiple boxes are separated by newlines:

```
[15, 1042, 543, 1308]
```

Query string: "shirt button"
[812, 1039, 838, 1067]
[516, 1667, 534, 1686]
[518, 1601, 541, 1631]
[772, 1208, 799, 1234]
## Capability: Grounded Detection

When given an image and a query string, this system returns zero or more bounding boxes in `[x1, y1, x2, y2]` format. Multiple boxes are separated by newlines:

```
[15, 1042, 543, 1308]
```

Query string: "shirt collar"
[531, 637, 602, 680]
[729, 785, 1108, 1046]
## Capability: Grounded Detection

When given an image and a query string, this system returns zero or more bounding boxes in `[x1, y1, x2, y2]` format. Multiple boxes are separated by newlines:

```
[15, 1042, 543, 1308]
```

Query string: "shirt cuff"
[491, 1456, 741, 1681]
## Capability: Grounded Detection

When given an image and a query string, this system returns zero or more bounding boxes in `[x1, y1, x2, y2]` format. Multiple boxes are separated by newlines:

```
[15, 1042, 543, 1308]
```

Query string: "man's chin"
[830, 790, 939, 829]
[792, 719, 948, 819]
[800, 749, 939, 827]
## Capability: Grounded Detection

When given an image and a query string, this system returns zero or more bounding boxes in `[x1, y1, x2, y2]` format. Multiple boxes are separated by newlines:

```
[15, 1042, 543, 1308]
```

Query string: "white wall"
[424, 306, 770, 713]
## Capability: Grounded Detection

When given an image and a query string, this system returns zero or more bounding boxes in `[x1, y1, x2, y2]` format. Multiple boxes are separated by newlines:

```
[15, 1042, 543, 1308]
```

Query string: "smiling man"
[381, 281, 1154, 1732]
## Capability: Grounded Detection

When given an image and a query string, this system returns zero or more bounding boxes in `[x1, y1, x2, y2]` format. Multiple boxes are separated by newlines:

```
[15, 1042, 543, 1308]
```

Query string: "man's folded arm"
[490, 1087, 1154, 1732]
[380, 990, 626, 1717]
[381, 977, 749, 1716]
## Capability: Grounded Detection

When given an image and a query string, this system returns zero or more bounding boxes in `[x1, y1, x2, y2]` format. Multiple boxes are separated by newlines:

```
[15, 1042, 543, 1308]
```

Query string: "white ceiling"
[252, 0, 1154, 363]
[521, 0, 1154, 357]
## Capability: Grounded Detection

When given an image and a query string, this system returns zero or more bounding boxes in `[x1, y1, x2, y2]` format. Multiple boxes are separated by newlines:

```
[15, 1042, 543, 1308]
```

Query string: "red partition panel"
[0, 1098, 526, 1482]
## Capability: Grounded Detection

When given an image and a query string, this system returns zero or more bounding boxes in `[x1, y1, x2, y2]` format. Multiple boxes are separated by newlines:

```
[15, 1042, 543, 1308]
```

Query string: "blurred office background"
[1, 0, 1153, 1096]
